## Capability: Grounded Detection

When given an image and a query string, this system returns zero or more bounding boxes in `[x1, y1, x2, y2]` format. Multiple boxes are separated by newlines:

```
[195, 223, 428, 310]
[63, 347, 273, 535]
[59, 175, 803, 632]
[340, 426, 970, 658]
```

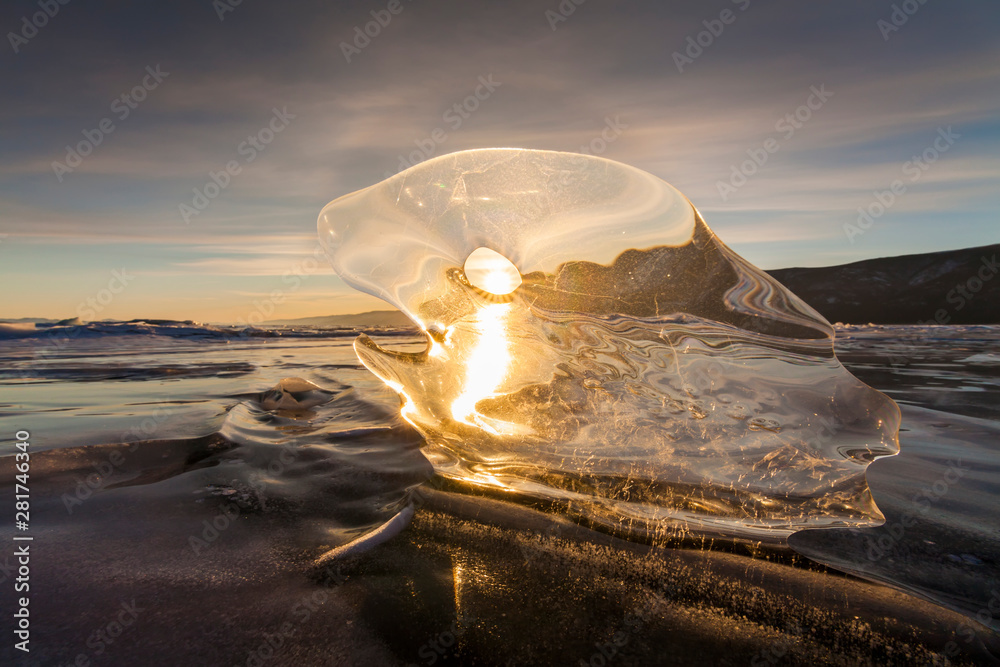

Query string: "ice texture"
[318, 149, 900, 540]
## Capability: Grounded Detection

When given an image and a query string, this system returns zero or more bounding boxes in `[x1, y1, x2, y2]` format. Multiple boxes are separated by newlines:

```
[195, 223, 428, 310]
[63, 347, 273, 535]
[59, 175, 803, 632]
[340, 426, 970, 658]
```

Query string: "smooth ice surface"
[318, 149, 901, 540]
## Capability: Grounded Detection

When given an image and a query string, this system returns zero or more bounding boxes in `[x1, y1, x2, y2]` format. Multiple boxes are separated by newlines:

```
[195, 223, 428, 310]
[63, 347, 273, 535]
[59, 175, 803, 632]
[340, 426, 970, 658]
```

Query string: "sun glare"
[463, 247, 522, 295]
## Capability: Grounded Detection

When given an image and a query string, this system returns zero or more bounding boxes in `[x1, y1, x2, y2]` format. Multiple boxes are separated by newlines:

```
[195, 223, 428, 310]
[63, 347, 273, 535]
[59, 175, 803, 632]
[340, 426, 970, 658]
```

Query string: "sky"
[1, 0, 998, 323]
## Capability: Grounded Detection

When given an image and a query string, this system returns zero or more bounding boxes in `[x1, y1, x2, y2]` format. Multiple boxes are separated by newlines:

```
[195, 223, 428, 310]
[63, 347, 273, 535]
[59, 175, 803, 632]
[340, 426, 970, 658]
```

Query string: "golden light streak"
[450, 302, 512, 431]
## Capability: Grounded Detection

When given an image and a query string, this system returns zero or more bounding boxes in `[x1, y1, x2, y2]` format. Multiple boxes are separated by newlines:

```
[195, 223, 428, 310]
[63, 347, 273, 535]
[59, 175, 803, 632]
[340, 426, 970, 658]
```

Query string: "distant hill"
[264, 309, 416, 328]
[767, 243, 999, 325]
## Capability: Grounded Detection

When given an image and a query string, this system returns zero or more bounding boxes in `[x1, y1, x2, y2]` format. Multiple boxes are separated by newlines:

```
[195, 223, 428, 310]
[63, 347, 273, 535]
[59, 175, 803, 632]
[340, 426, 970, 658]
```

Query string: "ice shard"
[318, 148, 900, 540]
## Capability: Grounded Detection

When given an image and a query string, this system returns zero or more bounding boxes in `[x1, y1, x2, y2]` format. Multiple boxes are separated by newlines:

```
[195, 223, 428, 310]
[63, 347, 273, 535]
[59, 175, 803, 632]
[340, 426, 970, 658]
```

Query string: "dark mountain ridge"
[767, 243, 999, 325]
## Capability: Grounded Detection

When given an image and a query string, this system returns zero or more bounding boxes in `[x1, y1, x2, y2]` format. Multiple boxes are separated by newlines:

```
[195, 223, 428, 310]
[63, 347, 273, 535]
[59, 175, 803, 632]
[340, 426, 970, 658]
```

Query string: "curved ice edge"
[313, 502, 415, 565]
